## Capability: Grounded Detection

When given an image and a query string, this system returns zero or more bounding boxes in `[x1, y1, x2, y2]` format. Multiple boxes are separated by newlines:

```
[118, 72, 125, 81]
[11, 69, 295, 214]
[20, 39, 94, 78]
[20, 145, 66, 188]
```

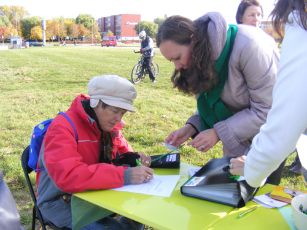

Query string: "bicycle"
[131, 50, 159, 84]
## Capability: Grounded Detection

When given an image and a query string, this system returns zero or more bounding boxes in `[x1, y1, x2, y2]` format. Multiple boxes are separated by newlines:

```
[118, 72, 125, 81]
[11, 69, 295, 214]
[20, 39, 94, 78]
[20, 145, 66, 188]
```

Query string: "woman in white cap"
[37, 75, 151, 229]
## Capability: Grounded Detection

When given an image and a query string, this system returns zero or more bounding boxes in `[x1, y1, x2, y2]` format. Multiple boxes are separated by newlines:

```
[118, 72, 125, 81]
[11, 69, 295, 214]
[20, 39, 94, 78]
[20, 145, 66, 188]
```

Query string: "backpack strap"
[59, 112, 79, 141]
[35, 112, 78, 174]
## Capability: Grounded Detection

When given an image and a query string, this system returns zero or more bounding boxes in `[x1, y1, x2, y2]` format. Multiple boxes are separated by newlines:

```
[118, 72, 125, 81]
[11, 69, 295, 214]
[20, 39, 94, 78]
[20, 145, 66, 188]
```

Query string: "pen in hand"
[136, 159, 142, 166]
[134, 159, 154, 182]
[237, 206, 258, 219]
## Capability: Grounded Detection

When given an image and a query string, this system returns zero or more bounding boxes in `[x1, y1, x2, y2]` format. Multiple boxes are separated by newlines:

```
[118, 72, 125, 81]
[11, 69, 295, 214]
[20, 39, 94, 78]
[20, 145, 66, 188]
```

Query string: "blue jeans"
[80, 216, 144, 230]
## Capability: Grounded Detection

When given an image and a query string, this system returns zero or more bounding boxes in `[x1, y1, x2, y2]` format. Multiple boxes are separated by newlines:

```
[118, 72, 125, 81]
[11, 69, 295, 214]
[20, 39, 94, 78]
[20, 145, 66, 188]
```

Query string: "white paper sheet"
[112, 174, 180, 197]
[253, 194, 288, 208]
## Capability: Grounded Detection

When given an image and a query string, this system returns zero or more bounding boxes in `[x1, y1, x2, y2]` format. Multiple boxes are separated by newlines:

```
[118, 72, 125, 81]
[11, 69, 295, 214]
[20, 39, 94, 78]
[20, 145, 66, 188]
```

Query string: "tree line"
[0, 5, 166, 42]
[0, 6, 101, 42]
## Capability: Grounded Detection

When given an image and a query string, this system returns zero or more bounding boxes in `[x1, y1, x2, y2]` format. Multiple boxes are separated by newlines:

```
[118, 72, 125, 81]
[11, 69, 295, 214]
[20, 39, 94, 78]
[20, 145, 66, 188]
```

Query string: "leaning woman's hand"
[188, 128, 219, 152]
[165, 124, 196, 147]
[229, 156, 246, 176]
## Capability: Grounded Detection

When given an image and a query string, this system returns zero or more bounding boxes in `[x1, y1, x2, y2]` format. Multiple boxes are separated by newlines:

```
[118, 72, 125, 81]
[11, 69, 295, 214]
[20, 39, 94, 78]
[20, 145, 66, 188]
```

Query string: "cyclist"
[139, 30, 156, 83]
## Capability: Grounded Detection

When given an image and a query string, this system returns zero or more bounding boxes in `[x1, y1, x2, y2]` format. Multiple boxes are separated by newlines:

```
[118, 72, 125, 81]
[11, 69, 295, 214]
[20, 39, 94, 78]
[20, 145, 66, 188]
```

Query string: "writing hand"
[129, 166, 154, 184]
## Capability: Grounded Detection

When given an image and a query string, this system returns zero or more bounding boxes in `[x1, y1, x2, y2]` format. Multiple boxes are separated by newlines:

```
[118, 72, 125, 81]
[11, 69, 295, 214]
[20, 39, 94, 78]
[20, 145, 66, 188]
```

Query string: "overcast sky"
[1, 0, 276, 23]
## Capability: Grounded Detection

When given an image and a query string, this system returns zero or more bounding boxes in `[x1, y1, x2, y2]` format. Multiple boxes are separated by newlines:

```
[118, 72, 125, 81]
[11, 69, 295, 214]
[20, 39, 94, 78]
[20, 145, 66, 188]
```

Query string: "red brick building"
[98, 14, 141, 40]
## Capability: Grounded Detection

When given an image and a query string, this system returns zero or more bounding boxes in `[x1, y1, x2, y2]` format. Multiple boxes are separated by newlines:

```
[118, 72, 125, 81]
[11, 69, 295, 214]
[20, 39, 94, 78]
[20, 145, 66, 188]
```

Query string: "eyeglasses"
[105, 105, 127, 116]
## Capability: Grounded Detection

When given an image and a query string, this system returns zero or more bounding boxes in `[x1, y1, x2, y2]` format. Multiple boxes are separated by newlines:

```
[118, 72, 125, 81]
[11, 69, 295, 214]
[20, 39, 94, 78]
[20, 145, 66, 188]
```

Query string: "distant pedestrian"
[139, 30, 156, 83]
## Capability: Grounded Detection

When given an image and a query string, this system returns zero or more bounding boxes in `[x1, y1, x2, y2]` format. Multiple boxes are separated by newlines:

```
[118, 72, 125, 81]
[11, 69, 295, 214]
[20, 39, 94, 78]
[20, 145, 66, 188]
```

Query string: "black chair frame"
[21, 146, 69, 230]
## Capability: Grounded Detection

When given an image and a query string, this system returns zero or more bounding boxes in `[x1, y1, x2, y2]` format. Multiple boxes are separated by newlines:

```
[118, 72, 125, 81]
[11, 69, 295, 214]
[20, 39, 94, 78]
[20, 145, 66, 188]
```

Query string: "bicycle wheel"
[151, 62, 159, 77]
[131, 64, 144, 84]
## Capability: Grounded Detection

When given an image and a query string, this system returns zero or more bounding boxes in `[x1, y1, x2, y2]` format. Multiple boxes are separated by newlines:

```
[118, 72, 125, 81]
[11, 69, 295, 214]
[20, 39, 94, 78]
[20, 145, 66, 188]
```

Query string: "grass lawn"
[0, 46, 305, 229]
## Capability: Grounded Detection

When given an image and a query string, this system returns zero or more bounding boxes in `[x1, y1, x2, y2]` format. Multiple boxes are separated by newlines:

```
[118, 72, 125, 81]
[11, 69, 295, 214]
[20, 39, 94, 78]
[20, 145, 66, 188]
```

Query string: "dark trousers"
[143, 56, 155, 81]
[265, 159, 287, 185]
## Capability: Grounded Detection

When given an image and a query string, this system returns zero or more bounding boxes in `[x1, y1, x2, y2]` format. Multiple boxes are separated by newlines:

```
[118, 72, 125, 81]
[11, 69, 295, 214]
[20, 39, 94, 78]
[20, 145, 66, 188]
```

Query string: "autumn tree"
[64, 18, 75, 38]
[154, 17, 166, 28]
[56, 17, 67, 40]
[0, 5, 29, 36]
[46, 19, 59, 41]
[76, 14, 95, 30]
[0, 14, 11, 38]
[92, 23, 101, 41]
[135, 21, 158, 39]
[20, 16, 41, 39]
[0, 5, 98, 42]
[30, 25, 42, 40]
[76, 24, 87, 39]
[75, 14, 101, 41]
[106, 30, 114, 36]
[71, 23, 80, 39]
[0, 14, 10, 27]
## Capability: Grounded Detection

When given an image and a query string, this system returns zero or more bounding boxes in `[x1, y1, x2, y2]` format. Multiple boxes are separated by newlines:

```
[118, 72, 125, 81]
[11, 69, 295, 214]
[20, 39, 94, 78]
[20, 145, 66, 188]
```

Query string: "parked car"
[101, 36, 117, 47]
[26, 40, 43, 47]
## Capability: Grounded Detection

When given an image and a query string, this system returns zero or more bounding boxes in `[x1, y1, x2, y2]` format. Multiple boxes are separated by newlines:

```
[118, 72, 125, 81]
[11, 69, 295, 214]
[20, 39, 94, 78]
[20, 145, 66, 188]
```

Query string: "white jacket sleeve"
[244, 15, 307, 187]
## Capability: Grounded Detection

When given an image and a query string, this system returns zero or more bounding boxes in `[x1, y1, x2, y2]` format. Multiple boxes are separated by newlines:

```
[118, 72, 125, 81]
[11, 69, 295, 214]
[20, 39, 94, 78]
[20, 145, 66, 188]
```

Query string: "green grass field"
[0, 46, 305, 229]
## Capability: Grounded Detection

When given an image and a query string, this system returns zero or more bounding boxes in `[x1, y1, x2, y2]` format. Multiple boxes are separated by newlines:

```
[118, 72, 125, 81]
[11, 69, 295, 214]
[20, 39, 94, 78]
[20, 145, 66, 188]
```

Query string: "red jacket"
[39, 94, 133, 193]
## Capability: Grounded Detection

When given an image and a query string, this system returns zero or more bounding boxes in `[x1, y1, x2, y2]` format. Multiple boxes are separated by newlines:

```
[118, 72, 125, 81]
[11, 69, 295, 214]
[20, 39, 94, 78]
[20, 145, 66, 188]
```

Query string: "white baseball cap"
[88, 75, 137, 112]
[139, 30, 146, 39]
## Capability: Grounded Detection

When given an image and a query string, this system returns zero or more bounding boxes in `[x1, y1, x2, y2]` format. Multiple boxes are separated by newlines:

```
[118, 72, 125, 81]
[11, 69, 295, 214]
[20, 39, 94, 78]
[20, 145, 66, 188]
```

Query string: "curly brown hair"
[156, 15, 217, 95]
[270, 0, 307, 38]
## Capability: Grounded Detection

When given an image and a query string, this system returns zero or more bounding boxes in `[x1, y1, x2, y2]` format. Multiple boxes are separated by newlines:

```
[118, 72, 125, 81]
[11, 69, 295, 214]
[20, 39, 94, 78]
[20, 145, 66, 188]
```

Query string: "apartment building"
[98, 14, 141, 40]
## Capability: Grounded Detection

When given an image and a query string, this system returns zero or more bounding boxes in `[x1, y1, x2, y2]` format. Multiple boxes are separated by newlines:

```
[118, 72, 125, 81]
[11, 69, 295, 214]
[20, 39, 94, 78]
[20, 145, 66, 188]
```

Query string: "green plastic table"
[71, 163, 293, 230]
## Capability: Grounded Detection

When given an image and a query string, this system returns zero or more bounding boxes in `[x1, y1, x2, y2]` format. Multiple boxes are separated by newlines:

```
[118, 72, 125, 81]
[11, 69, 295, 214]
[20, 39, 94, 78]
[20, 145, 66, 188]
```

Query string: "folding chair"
[21, 146, 70, 230]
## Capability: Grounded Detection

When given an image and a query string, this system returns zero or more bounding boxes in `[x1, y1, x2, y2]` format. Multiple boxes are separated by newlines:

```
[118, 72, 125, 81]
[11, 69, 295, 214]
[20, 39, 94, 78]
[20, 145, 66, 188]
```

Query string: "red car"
[101, 36, 117, 47]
